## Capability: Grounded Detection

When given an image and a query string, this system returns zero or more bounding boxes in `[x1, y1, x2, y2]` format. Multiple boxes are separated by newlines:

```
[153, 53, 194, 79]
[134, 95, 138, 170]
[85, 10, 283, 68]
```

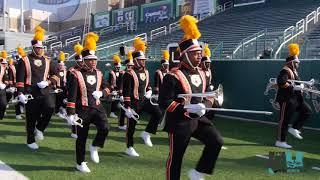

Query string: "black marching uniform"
[153, 67, 168, 95]
[122, 67, 162, 147]
[108, 68, 125, 125]
[16, 53, 59, 144]
[159, 61, 224, 180]
[67, 64, 82, 136]
[0, 63, 9, 120]
[66, 67, 110, 165]
[55, 63, 67, 114]
[276, 59, 311, 142]
[7, 62, 22, 117]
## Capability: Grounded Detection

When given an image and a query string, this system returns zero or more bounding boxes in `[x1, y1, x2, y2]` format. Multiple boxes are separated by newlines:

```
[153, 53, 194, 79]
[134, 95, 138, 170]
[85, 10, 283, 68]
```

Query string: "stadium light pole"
[20, 0, 24, 32]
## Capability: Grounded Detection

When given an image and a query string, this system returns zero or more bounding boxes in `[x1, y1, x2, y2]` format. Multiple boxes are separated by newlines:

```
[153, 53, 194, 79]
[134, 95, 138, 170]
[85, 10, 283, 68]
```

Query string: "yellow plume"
[127, 51, 133, 60]
[203, 44, 211, 58]
[288, 43, 300, 57]
[34, 26, 45, 41]
[59, 51, 65, 61]
[1, 50, 7, 59]
[162, 50, 169, 61]
[74, 42, 83, 55]
[180, 15, 201, 40]
[17, 46, 26, 57]
[133, 37, 146, 52]
[113, 54, 121, 63]
[84, 32, 99, 51]
[9, 58, 14, 65]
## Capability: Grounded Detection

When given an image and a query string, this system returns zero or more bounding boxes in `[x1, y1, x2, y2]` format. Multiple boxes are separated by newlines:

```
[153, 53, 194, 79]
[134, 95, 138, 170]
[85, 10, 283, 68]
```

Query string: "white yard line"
[222, 146, 228, 150]
[312, 167, 320, 171]
[0, 161, 28, 180]
[255, 154, 269, 159]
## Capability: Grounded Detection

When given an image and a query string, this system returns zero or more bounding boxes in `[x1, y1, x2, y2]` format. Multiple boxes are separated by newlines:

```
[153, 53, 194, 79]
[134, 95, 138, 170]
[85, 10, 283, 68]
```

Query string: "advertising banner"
[141, 1, 172, 23]
[94, 11, 110, 29]
[112, 6, 138, 25]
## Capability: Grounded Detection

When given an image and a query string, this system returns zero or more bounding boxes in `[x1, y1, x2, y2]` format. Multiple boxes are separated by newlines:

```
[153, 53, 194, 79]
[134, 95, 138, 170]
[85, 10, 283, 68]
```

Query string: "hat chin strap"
[184, 52, 196, 70]
[32, 47, 43, 58]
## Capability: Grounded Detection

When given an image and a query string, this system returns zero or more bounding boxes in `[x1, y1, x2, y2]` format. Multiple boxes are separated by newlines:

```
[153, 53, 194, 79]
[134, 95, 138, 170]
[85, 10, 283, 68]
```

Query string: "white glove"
[119, 96, 124, 102]
[18, 94, 28, 104]
[293, 84, 304, 91]
[125, 108, 134, 118]
[111, 91, 118, 96]
[209, 85, 214, 91]
[92, 91, 103, 100]
[66, 115, 83, 127]
[6, 87, 16, 93]
[144, 90, 152, 99]
[37, 81, 49, 89]
[66, 115, 76, 126]
[0, 83, 6, 90]
[184, 103, 206, 117]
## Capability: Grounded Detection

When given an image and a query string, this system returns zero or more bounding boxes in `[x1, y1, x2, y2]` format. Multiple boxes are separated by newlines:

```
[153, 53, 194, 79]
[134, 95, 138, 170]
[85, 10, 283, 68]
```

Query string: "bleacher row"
[46, 0, 320, 61]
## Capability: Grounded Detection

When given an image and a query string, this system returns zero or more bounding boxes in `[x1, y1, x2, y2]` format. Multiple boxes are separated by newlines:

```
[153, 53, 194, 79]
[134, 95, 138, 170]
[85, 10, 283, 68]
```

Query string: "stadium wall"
[64, 59, 320, 128]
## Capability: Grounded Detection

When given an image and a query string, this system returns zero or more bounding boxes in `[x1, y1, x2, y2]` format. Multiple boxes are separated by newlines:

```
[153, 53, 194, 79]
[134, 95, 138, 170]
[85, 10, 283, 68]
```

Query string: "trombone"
[178, 84, 273, 115]
[269, 78, 320, 95]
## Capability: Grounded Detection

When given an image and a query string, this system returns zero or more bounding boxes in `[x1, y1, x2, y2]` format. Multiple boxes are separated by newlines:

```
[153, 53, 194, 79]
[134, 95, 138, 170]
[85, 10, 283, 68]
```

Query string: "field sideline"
[0, 109, 319, 180]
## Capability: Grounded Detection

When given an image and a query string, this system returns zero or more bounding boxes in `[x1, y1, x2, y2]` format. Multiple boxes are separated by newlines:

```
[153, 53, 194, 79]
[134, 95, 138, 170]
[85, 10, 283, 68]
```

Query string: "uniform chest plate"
[86, 75, 96, 85]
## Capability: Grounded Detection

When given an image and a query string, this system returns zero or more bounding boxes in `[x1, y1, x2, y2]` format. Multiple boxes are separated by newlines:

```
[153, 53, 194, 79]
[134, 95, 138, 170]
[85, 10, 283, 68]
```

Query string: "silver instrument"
[51, 88, 63, 94]
[9, 94, 34, 105]
[5, 87, 17, 93]
[150, 94, 159, 106]
[119, 103, 139, 122]
[178, 84, 224, 106]
[179, 84, 273, 115]
[269, 78, 320, 95]
[73, 114, 84, 128]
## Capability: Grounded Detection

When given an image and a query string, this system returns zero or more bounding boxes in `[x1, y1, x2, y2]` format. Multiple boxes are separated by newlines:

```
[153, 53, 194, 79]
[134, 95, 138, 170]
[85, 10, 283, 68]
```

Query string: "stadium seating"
[148, 0, 320, 59]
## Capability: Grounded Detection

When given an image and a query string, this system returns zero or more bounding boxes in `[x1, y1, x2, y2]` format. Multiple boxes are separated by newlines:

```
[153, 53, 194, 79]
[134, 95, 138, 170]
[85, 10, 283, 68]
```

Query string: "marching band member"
[7, 57, 23, 120]
[0, 50, 9, 120]
[122, 38, 162, 156]
[153, 50, 170, 95]
[108, 55, 125, 119]
[200, 44, 214, 91]
[66, 43, 84, 139]
[275, 43, 312, 149]
[117, 52, 134, 131]
[66, 32, 111, 173]
[16, 26, 59, 150]
[55, 51, 67, 118]
[158, 15, 223, 180]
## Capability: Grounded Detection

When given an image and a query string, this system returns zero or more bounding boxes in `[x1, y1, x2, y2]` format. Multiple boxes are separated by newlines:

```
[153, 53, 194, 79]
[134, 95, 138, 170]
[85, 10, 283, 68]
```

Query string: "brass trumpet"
[119, 103, 139, 122]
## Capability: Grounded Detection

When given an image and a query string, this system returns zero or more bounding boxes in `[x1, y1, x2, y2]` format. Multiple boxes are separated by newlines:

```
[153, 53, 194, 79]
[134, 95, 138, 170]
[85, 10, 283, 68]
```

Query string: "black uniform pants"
[141, 100, 163, 134]
[111, 100, 119, 113]
[166, 122, 223, 180]
[118, 108, 126, 127]
[55, 91, 67, 113]
[0, 90, 7, 119]
[126, 100, 162, 148]
[25, 94, 55, 144]
[76, 108, 109, 165]
[6, 92, 22, 116]
[277, 98, 311, 141]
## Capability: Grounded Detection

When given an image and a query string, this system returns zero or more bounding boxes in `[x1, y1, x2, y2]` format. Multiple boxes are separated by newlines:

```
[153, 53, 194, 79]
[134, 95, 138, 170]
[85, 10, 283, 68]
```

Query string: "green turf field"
[0, 109, 319, 180]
